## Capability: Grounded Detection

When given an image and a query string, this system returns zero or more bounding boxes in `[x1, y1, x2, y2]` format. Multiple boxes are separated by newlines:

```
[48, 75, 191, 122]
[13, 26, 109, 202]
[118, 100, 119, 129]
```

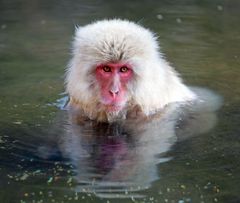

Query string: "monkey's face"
[95, 62, 133, 113]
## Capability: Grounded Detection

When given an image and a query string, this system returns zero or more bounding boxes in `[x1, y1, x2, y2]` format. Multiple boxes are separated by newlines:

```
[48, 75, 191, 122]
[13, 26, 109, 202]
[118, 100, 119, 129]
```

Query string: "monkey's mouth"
[100, 97, 126, 113]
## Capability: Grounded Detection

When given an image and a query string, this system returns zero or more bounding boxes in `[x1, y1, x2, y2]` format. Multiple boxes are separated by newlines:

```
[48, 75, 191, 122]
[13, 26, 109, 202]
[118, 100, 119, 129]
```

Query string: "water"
[0, 0, 240, 202]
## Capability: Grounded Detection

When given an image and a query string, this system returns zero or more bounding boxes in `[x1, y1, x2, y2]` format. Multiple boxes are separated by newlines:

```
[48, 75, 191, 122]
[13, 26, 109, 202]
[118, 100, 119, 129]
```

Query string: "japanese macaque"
[51, 19, 221, 197]
[65, 19, 196, 122]
[37, 20, 223, 197]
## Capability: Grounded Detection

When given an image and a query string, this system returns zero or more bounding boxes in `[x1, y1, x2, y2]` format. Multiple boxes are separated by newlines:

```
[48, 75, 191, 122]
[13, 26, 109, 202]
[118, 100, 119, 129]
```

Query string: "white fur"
[66, 19, 196, 122]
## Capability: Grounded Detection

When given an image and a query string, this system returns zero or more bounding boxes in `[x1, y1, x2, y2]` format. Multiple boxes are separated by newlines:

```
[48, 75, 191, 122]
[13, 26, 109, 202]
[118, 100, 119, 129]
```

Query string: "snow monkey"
[65, 19, 196, 122]
[36, 19, 221, 197]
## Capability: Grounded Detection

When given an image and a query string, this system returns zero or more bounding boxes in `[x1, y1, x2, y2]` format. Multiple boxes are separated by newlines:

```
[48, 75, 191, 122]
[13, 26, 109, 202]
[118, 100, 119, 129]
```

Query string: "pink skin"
[95, 63, 133, 112]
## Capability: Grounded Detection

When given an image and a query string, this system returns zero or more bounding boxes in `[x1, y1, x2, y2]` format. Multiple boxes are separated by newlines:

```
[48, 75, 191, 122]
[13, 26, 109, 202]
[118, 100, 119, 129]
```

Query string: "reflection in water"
[41, 87, 221, 199]
[61, 105, 177, 198]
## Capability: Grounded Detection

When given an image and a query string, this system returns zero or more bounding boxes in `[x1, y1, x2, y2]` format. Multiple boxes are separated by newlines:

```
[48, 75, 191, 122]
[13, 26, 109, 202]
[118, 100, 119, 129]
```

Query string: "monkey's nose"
[109, 90, 119, 98]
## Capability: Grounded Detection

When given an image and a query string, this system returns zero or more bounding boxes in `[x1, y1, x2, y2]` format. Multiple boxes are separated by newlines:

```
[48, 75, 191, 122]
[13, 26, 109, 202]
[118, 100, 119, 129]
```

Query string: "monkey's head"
[66, 19, 195, 122]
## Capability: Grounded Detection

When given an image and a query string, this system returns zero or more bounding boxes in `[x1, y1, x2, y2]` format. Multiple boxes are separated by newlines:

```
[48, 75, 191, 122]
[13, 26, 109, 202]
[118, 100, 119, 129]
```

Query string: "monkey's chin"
[101, 103, 126, 122]
[105, 104, 123, 112]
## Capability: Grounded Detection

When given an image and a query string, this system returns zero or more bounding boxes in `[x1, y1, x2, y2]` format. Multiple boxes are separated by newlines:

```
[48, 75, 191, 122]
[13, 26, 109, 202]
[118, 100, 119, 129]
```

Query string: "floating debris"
[40, 20, 46, 25]
[47, 177, 53, 184]
[156, 14, 163, 20]
[7, 174, 14, 179]
[22, 103, 30, 106]
[74, 192, 79, 200]
[217, 5, 223, 11]
[1, 24, 6, 29]
[13, 121, 22, 125]
[20, 173, 29, 181]
[0, 136, 4, 144]
[33, 170, 41, 175]
[67, 177, 73, 184]
[176, 18, 182, 23]
[180, 185, 186, 189]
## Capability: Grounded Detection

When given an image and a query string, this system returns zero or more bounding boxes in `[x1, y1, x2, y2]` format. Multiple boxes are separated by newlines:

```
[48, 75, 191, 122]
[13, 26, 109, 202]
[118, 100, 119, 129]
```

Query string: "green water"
[0, 0, 240, 202]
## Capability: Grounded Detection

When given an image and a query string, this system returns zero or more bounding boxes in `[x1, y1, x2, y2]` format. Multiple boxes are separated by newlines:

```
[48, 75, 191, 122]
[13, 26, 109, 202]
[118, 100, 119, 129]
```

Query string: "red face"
[95, 63, 133, 112]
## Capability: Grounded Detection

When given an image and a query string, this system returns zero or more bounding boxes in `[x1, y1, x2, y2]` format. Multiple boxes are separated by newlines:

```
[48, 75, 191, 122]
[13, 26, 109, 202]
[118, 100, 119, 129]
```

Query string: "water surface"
[0, 0, 240, 202]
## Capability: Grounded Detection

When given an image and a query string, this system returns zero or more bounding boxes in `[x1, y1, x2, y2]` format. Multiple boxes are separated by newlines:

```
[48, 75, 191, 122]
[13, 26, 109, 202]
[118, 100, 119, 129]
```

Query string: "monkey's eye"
[102, 66, 111, 72]
[120, 66, 129, 73]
